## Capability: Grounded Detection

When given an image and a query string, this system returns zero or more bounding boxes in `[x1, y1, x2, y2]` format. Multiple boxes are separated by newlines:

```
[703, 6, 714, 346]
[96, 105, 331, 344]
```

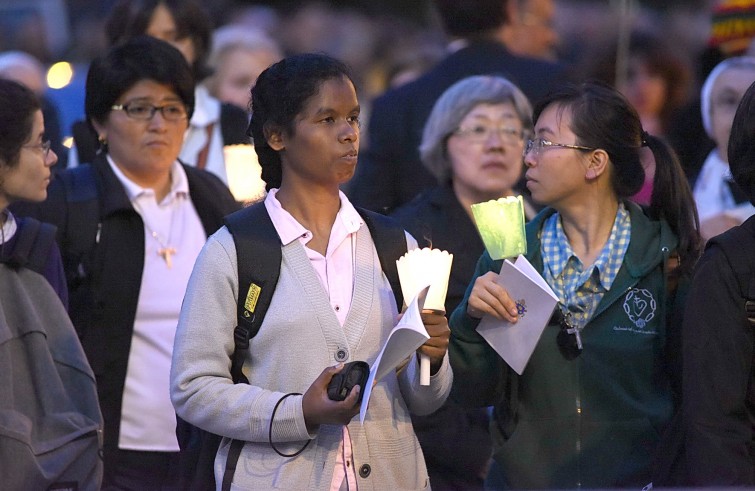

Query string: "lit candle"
[471, 195, 527, 260]
[396, 247, 453, 385]
[223, 144, 267, 204]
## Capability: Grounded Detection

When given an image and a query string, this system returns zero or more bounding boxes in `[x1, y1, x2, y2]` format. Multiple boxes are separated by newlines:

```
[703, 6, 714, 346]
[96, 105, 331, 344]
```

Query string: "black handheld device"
[327, 361, 369, 403]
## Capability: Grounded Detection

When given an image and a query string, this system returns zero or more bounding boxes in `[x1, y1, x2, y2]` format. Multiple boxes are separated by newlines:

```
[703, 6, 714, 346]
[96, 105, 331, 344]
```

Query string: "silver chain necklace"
[133, 200, 178, 269]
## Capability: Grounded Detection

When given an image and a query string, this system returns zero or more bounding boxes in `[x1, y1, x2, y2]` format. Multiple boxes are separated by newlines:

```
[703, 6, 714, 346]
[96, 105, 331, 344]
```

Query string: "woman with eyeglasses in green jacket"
[449, 81, 702, 489]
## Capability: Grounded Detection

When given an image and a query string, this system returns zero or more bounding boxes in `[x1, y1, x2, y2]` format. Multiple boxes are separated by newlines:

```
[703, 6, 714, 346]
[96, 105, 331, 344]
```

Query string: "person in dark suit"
[347, 0, 566, 215]
[391, 74, 535, 491]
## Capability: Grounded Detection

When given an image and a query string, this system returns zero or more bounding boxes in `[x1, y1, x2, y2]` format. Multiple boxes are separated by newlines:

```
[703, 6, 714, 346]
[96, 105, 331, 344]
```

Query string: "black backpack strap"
[356, 207, 408, 310]
[709, 217, 755, 327]
[1, 217, 57, 274]
[58, 164, 100, 283]
[739, 219, 755, 327]
[224, 201, 282, 383]
[743, 219, 755, 326]
[220, 201, 282, 491]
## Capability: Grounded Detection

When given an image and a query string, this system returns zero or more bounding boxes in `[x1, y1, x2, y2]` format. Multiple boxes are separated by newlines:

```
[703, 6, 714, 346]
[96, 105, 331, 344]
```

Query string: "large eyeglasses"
[523, 138, 595, 157]
[23, 140, 52, 159]
[453, 125, 525, 145]
[111, 102, 188, 121]
[552, 308, 583, 360]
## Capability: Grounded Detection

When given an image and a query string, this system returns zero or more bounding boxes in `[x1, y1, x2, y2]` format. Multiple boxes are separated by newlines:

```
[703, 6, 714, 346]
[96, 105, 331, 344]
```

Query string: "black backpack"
[712, 215, 755, 327]
[652, 216, 755, 486]
[176, 201, 408, 491]
[0, 217, 57, 272]
[0, 217, 104, 490]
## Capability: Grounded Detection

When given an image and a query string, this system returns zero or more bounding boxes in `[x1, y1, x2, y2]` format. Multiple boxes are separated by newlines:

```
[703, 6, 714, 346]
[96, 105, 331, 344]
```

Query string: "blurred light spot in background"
[47, 61, 73, 89]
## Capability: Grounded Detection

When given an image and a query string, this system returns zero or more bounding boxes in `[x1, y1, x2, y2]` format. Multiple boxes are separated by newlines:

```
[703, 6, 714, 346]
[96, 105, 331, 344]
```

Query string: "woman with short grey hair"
[391, 74, 534, 491]
[420, 75, 533, 187]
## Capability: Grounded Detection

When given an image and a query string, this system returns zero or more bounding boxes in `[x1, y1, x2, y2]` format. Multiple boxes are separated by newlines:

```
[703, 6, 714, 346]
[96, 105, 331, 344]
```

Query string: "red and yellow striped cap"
[709, 0, 755, 55]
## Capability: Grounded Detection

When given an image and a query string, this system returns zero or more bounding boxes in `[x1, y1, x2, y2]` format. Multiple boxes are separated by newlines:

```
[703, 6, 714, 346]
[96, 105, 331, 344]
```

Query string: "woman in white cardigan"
[171, 53, 452, 490]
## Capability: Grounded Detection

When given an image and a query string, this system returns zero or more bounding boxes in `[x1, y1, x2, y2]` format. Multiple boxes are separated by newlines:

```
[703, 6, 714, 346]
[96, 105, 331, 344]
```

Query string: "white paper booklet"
[359, 286, 430, 423]
[476, 255, 559, 375]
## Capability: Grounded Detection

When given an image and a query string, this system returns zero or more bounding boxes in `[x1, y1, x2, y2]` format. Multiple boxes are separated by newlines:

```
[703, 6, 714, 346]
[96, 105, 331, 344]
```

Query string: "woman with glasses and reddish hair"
[13, 36, 238, 489]
[0, 79, 104, 489]
[449, 81, 701, 488]
[0, 79, 63, 299]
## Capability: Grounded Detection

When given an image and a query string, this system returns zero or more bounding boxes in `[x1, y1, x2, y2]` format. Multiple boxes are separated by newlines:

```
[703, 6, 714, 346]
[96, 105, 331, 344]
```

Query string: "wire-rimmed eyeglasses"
[453, 125, 526, 145]
[523, 137, 595, 157]
[111, 102, 188, 121]
[23, 140, 52, 159]
[552, 308, 583, 360]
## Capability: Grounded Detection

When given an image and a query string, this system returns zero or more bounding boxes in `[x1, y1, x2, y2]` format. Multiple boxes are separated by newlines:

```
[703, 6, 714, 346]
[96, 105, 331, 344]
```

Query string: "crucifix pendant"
[567, 326, 583, 350]
[157, 247, 177, 269]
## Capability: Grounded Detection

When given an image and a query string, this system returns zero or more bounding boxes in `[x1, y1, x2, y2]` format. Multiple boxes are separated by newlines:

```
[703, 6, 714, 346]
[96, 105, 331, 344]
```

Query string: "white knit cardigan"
[171, 224, 452, 490]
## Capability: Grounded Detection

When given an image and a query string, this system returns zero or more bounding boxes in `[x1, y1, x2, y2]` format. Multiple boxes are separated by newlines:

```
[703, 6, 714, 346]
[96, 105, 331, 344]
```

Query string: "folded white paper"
[476, 255, 559, 375]
[360, 286, 430, 423]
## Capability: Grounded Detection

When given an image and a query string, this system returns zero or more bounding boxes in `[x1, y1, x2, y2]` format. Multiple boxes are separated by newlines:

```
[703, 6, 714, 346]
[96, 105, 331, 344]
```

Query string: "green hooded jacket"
[449, 201, 683, 488]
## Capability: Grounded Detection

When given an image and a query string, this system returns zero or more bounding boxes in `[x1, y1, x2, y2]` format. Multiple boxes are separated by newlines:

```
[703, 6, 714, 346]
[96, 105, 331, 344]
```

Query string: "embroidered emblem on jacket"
[622, 288, 656, 329]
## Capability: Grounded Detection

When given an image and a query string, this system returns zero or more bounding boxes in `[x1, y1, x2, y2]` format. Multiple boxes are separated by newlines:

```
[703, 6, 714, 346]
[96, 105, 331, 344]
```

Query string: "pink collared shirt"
[264, 189, 360, 490]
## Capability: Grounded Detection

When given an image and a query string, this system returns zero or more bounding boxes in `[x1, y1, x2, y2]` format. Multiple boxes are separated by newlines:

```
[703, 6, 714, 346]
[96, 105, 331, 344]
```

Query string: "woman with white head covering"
[695, 56, 755, 240]
[203, 25, 283, 111]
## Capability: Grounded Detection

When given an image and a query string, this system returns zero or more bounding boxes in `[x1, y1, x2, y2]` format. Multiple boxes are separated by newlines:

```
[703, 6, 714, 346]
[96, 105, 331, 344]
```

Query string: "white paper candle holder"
[396, 247, 453, 313]
[470, 195, 527, 260]
[223, 144, 267, 204]
[396, 247, 453, 385]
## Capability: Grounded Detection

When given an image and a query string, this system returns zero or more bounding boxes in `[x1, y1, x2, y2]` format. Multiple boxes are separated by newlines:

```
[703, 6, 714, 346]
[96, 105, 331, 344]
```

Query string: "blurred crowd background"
[4, 2, 755, 488]
[0, 0, 741, 170]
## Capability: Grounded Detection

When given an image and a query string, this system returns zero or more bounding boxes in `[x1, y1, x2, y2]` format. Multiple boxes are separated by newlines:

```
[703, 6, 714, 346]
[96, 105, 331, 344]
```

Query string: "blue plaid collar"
[541, 203, 630, 292]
